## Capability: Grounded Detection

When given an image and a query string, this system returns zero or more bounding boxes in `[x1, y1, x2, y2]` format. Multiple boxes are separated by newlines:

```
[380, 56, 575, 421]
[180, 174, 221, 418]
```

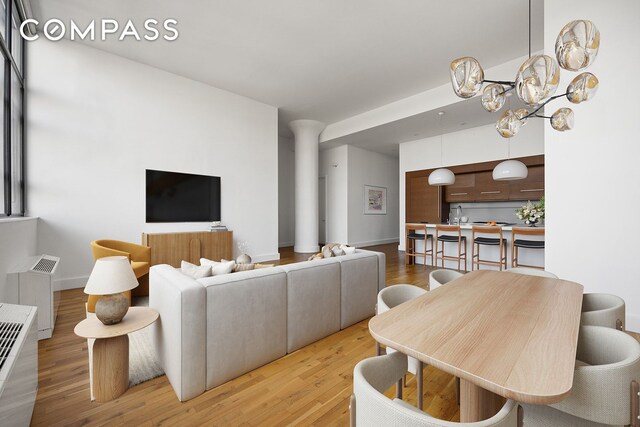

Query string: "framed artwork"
[364, 185, 387, 215]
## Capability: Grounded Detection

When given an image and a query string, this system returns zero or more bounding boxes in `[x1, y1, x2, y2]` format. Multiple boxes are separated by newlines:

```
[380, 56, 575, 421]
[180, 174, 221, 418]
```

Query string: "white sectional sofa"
[149, 249, 385, 401]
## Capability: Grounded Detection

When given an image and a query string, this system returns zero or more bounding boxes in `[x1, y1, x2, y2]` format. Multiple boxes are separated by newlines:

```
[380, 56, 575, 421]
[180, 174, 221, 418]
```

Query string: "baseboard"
[278, 241, 294, 248]
[626, 313, 640, 333]
[55, 275, 89, 291]
[350, 238, 400, 248]
[252, 252, 281, 263]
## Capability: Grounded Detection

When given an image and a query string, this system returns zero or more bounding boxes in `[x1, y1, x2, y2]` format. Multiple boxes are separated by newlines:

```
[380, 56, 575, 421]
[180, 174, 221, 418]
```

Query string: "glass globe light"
[515, 54, 560, 105]
[550, 108, 574, 131]
[514, 108, 530, 125]
[567, 72, 599, 103]
[481, 84, 506, 112]
[496, 110, 523, 138]
[555, 20, 600, 71]
[450, 57, 484, 98]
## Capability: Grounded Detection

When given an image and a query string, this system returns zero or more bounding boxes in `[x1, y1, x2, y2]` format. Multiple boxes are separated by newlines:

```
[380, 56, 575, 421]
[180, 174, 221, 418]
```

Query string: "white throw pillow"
[200, 258, 236, 275]
[331, 246, 345, 257]
[341, 245, 356, 255]
[181, 261, 212, 279]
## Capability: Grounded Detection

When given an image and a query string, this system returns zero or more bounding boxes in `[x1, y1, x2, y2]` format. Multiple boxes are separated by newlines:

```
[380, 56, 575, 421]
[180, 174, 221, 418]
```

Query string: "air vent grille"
[0, 321, 23, 371]
[32, 256, 57, 273]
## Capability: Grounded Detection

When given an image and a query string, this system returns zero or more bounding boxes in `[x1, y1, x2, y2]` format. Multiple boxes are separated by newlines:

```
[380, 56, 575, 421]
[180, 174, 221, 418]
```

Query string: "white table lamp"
[84, 256, 139, 325]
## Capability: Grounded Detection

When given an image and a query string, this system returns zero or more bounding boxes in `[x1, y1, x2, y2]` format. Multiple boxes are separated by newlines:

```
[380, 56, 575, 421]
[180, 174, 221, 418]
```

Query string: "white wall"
[27, 39, 279, 289]
[544, 0, 640, 330]
[278, 136, 295, 247]
[0, 218, 38, 301]
[319, 146, 348, 244]
[399, 120, 544, 250]
[347, 146, 399, 246]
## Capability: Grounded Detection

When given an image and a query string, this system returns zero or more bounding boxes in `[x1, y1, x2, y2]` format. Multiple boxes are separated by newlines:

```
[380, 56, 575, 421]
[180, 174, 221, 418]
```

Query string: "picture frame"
[363, 185, 387, 215]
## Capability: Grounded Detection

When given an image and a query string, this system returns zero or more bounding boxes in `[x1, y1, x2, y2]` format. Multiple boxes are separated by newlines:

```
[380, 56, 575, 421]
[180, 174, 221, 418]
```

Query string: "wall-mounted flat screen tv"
[146, 169, 221, 223]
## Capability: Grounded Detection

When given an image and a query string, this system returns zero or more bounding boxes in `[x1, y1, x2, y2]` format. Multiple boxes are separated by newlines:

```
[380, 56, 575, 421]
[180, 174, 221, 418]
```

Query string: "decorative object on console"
[84, 256, 139, 325]
[449, 0, 599, 138]
[364, 185, 387, 214]
[428, 111, 455, 186]
[236, 254, 252, 264]
[236, 241, 251, 264]
[516, 196, 545, 226]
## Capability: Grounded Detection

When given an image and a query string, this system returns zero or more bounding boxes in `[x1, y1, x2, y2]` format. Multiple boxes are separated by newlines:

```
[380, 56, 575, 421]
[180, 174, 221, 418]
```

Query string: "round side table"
[75, 306, 159, 402]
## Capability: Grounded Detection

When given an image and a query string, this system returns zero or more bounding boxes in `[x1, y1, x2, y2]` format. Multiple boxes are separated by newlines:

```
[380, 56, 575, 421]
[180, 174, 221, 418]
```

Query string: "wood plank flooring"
[34, 243, 637, 425]
[32, 243, 456, 426]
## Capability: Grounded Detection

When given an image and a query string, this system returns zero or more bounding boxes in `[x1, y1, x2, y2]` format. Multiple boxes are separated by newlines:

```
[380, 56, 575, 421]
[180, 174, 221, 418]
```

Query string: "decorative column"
[289, 119, 326, 253]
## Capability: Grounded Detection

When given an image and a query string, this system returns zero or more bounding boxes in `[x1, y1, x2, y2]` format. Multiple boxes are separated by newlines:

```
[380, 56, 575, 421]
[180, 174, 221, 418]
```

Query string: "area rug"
[129, 297, 164, 387]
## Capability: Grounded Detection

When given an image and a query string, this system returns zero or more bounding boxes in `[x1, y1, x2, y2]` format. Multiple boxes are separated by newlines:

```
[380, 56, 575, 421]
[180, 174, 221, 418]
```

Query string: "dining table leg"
[459, 379, 506, 422]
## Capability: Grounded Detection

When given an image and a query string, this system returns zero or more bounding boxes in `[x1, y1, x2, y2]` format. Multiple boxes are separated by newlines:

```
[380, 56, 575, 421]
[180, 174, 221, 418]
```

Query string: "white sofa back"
[150, 248, 385, 401]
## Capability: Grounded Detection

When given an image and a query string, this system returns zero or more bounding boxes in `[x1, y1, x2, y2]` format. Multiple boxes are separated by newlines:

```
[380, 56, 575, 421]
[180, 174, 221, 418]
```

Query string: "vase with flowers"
[515, 196, 545, 227]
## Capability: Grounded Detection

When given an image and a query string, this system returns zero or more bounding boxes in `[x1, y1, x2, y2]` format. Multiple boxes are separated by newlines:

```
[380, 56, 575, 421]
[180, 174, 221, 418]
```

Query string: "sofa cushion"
[200, 268, 288, 389]
[280, 257, 341, 353]
[335, 252, 379, 329]
[200, 258, 236, 275]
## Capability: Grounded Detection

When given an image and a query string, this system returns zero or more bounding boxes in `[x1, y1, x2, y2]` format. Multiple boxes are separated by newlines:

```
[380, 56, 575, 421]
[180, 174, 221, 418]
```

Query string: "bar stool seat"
[473, 237, 505, 246]
[405, 224, 434, 268]
[513, 239, 545, 249]
[511, 227, 545, 269]
[437, 235, 467, 243]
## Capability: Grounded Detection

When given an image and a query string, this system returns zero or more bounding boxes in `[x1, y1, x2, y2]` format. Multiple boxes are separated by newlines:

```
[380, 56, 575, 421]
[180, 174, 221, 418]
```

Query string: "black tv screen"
[146, 169, 221, 223]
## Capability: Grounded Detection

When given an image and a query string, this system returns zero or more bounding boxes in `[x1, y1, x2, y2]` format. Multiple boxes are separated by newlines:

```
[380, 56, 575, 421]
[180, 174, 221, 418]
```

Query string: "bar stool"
[405, 224, 433, 267]
[435, 225, 466, 271]
[511, 227, 545, 269]
[471, 225, 507, 271]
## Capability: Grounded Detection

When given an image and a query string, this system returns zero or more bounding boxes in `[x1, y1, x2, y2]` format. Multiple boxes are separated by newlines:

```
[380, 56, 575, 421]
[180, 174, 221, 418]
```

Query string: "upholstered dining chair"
[522, 325, 640, 426]
[429, 269, 463, 291]
[508, 267, 558, 278]
[376, 285, 427, 409]
[87, 240, 151, 312]
[581, 293, 625, 331]
[351, 352, 521, 427]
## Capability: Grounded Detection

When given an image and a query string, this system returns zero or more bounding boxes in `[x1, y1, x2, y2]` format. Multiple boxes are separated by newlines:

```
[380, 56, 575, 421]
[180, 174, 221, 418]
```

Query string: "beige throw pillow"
[181, 261, 212, 279]
[200, 258, 236, 275]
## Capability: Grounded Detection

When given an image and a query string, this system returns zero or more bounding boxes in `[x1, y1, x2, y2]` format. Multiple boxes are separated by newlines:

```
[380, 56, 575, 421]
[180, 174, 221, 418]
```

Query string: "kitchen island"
[406, 222, 545, 271]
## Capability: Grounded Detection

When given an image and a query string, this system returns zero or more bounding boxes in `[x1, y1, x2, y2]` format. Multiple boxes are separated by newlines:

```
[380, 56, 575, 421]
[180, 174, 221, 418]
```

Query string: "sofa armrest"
[355, 249, 386, 292]
[149, 264, 206, 401]
[128, 243, 151, 263]
[90, 241, 131, 261]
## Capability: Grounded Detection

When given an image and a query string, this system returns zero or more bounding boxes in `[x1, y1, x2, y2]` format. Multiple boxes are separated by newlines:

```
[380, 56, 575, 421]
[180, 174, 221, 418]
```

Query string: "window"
[1, 0, 24, 216]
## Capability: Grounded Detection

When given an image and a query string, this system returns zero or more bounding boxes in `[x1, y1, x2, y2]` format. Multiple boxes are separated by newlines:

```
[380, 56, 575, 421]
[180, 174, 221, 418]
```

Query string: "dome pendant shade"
[492, 160, 528, 181]
[428, 168, 456, 186]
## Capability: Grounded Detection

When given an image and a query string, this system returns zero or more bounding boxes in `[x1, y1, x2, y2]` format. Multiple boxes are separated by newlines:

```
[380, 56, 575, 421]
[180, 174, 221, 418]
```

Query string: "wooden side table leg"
[93, 335, 129, 402]
[459, 378, 505, 422]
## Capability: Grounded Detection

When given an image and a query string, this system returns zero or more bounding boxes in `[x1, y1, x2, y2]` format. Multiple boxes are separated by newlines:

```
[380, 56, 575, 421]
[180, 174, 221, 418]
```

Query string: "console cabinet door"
[509, 165, 545, 200]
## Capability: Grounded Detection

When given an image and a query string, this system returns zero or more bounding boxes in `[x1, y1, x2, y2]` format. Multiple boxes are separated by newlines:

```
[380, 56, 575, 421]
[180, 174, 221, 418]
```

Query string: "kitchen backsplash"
[448, 201, 532, 225]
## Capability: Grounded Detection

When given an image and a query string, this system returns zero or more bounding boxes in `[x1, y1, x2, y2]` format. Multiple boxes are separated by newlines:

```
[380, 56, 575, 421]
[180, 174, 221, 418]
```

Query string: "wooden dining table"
[368, 270, 584, 422]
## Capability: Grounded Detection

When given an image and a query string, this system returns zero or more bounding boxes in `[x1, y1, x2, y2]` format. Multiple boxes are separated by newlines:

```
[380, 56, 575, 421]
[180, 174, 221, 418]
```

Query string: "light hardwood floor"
[32, 243, 460, 426]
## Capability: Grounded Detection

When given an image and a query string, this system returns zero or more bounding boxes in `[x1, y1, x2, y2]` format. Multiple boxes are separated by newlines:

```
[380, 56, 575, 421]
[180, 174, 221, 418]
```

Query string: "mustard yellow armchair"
[87, 240, 151, 312]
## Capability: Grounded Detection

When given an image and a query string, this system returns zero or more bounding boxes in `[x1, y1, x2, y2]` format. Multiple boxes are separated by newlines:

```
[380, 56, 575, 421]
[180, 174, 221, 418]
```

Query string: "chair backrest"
[511, 227, 544, 238]
[508, 267, 558, 278]
[550, 325, 640, 425]
[377, 285, 426, 314]
[471, 225, 503, 239]
[429, 269, 463, 291]
[352, 352, 520, 427]
[436, 224, 461, 240]
[581, 293, 625, 330]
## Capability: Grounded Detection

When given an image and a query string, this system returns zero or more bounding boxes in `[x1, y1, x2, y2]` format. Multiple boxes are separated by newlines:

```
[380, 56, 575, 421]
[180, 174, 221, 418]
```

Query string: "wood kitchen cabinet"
[509, 165, 545, 201]
[475, 171, 510, 201]
[445, 173, 475, 202]
[406, 171, 448, 224]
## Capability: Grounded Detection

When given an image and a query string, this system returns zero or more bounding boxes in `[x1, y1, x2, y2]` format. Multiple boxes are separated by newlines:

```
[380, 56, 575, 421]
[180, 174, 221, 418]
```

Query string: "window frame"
[1, 0, 25, 217]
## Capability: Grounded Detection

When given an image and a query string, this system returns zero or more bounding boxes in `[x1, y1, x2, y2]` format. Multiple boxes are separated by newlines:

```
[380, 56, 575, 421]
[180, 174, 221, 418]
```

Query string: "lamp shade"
[492, 160, 528, 181]
[428, 168, 455, 186]
[84, 256, 139, 295]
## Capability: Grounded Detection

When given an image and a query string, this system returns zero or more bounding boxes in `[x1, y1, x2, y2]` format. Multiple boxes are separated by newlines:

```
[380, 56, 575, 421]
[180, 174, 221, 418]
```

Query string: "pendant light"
[493, 99, 528, 181]
[428, 112, 455, 186]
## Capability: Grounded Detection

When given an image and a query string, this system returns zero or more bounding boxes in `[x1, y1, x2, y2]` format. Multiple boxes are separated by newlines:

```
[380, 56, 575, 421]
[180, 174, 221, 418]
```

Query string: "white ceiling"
[30, 0, 543, 145]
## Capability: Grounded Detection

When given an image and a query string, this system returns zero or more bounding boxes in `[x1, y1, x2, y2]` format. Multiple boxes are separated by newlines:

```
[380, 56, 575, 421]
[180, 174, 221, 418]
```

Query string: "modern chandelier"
[449, 4, 600, 139]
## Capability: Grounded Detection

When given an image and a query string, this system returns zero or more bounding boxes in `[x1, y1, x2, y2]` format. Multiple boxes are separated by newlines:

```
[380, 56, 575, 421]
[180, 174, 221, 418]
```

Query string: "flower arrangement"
[516, 196, 545, 226]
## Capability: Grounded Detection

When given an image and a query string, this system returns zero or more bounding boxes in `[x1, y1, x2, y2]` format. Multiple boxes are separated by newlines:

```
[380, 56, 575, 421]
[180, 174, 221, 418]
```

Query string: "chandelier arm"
[521, 90, 573, 119]
[483, 79, 515, 86]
